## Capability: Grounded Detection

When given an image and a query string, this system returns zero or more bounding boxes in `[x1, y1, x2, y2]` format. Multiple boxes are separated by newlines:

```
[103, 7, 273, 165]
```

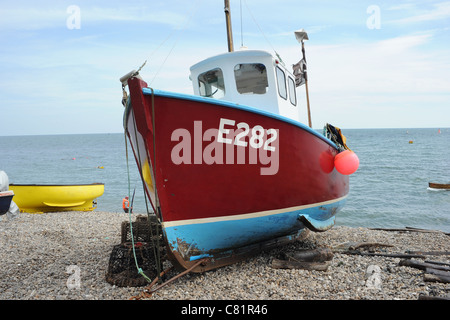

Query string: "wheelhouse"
[190, 49, 299, 122]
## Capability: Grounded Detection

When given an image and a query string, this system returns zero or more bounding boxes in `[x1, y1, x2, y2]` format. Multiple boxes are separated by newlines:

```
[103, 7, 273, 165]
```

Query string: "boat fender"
[334, 150, 359, 175]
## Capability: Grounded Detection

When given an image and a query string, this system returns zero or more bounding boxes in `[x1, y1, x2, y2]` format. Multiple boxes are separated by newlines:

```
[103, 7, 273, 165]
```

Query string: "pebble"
[0, 211, 448, 300]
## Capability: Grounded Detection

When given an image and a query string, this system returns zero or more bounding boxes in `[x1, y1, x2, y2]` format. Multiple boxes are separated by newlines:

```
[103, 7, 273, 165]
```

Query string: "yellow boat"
[9, 183, 104, 213]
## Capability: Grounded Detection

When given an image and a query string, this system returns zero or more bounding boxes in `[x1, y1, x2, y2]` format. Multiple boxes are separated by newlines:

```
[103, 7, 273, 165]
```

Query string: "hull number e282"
[217, 118, 278, 152]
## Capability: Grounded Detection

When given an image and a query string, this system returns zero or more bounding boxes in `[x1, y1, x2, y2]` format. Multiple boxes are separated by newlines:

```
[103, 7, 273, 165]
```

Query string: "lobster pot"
[105, 242, 157, 287]
[120, 214, 160, 243]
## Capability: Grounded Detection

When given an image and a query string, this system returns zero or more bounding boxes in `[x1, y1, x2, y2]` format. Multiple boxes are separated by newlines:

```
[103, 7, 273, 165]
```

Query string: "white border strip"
[162, 195, 348, 228]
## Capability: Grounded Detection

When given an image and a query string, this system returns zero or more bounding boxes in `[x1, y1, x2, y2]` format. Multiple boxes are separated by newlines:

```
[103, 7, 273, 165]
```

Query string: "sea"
[0, 128, 449, 233]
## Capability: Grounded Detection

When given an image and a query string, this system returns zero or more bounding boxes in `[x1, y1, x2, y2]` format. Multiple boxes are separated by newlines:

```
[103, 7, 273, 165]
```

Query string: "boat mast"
[224, 0, 234, 52]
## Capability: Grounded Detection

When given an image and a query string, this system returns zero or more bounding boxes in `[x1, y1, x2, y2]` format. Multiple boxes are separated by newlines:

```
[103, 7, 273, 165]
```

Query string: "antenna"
[294, 29, 309, 43]
[294, 29, 312, 128]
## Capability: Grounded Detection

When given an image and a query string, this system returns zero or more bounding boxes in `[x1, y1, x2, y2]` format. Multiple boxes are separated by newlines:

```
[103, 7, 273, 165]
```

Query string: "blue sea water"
[0, 128, 449, 232]
[339, 128, 450, 233]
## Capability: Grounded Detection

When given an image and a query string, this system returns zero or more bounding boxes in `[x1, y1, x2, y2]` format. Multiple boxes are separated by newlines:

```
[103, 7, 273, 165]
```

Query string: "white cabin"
[190, 49, 299, 122]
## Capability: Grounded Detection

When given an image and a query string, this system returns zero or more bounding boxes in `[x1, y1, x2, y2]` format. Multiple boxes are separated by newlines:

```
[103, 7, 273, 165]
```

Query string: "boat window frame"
[276, 66, 287, 100]
[288, 76, 297, 106]
[233, 63, 269, 95]
[198, 68, 226, 99]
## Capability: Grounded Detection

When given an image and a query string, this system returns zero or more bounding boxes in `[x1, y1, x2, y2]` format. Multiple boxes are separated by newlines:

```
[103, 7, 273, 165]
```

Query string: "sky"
[0, 0, 449, 136]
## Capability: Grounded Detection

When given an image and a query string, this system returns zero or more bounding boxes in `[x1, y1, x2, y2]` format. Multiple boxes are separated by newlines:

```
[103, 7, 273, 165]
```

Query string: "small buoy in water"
[409, 140, 413, 144]
[334, 150, 359, 175]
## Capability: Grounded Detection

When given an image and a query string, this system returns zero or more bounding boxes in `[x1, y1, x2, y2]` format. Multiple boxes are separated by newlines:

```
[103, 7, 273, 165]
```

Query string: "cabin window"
[198, 68, 225, 99]
[234, 63, 268, 94]
[288, 76, 297, 106]
[276, 67, 287, 100]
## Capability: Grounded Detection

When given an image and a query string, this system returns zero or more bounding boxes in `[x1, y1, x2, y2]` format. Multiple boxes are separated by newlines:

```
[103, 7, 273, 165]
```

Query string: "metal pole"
[224, 0, 234, 52]
[302, 41, 312, 128]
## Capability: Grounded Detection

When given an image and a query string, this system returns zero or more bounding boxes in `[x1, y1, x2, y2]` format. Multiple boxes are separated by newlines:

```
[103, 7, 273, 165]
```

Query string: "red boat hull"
[125, 77, 349, 271]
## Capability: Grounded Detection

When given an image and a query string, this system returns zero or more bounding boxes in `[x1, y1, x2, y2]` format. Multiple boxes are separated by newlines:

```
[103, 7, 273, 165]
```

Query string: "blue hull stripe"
[163, 196, 347, 255]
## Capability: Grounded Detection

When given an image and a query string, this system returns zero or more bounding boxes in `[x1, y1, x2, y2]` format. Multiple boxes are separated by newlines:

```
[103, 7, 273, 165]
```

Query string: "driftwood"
[423, 273, 450, 284]
[399, 259, 450, 272]
[332, 241, 393, 252]
[424, 260, 450, 267]
[399, 259, 450, 284]
[342, 251, 424, 259]
[336, 241, 449, 259]
[426, 267, 450, 277]
[271, 259, 331, 271]
[406, 251, 450, 256]
[369, 227, 450, 236]
[288, 248, 334, 262]
[272, 248, 333, 271]
[419, 294, 450, 300]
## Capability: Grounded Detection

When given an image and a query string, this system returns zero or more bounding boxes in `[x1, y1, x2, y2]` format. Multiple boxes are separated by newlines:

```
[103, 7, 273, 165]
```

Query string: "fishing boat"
[0, 171, 14, 215]
[0, 191, 14, 215]
[428, 182, 450, 190]
[120, 1, 358, 273]
[9, 183, 104, 213]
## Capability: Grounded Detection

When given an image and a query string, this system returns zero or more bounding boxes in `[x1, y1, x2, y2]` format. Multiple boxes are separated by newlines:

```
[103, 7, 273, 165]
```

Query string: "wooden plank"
[423, 273, 450, 284]
[288, 248, 334, 262]
[271, 258, 330, 271]
[399, 259, 450, 272]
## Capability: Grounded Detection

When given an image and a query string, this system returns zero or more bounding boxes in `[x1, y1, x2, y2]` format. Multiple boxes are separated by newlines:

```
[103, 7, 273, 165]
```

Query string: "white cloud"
[386, 1, 450, 24]
[275, 31, 450, 128]
[0, 4, 190, 31]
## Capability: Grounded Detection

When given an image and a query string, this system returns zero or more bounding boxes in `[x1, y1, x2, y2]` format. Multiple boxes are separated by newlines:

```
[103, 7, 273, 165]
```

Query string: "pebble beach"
[0, 211, 448, 301]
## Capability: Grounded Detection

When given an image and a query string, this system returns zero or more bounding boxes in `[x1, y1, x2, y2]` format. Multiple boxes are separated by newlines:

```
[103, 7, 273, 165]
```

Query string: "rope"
[124, 127, 153, 283]
[241, 0, 279, 58]
[240, 0, 244, 48]
[148, 88, 163, 282]
[123, 93, 164, 284]
[121, 0, 204, 287]
[143, 0, 203, 86]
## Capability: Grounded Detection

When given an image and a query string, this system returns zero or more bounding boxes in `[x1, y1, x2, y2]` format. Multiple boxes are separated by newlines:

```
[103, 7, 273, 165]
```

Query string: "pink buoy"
[334, 150, 359, 175]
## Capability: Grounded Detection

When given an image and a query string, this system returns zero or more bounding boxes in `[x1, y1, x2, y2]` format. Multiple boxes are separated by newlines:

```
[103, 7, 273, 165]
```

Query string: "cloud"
[308, 33, 448, 94]
[386, 1, 450, 24]
[0, 4, 190, 31]
[275, 31, 450, 128]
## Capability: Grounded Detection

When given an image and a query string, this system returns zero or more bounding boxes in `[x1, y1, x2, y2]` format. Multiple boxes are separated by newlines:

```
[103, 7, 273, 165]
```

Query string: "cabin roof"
[190, 49, 274, 72]
[188, 48, 299, 122]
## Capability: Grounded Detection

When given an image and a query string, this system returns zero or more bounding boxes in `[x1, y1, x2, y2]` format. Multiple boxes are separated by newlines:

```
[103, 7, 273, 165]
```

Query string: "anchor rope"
[123, 97, 164, 284]
[124, 127, 152, 283]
